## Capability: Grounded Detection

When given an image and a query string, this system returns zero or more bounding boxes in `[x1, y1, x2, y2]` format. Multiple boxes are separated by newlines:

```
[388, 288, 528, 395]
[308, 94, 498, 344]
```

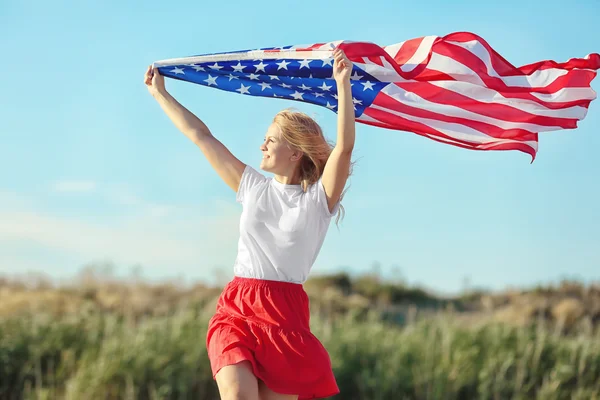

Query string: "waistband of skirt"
[230, 276, 303, 290]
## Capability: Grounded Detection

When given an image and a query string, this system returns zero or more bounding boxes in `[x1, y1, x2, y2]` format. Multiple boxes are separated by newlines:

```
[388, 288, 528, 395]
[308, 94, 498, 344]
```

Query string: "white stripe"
[446, 40, 573, 88]
[382, 84, 566, 132]
[426, 133, 537, 152]
[363, 53, 591, 116]
[531, 87, 597, 103]
[383, 42, 405, 59]
[369, 103, 535, 145]
[429, 81, 589, 120]
[400, 36, 437, 73]
[478, 139, 538, 151]
[357, 113, 394, 127]
[427, 52, 486, 86]
[359, 112, 537, 152]
[354, 60, 404, 82]
[153, 49, 334, 67]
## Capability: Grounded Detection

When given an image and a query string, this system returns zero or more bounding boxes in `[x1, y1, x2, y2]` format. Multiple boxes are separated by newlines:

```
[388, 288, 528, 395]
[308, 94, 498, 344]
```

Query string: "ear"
[290, 150, 303, 162]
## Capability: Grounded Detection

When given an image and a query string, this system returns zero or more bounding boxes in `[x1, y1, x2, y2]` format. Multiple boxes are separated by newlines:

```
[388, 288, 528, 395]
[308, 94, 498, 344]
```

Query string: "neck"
[273, 174, 302, 185]
[272, 162, 302, 185]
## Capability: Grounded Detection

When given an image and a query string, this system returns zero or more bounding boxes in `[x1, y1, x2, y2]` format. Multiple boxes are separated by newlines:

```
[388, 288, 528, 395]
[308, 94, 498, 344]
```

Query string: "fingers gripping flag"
[153, 32, 599, 161]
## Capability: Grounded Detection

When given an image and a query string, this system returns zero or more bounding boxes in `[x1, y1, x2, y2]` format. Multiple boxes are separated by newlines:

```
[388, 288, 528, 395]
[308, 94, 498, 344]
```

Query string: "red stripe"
[395, 82, 578, 128]
[433, 41, 498, 78]
[414, 68, 456, 82]
[488, 70, 597, 108]
[373, 91, 539, 141]
[360, 108, 537, 160]
[439, 32, 600, 77]
[367, 56, 384, 66]
[363, 104, 494, 147]
[494, 71, 596, 109]
[519, 53, 600, 73]
[442, 32, 529, 76]
[295, 43, 326, 51]
[408, 62, 430, 79]
[431, 41, 597, 109]
[393, 37, 425, 65]
[339, 42, 406, 77]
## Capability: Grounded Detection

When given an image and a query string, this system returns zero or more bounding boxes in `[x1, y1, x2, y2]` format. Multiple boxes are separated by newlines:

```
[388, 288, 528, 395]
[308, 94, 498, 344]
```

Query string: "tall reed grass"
[1, 305, 599, 399]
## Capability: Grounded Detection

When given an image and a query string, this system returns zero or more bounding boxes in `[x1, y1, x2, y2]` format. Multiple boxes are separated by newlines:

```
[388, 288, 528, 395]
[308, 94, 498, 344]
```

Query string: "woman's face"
[259, 123, 300, 173]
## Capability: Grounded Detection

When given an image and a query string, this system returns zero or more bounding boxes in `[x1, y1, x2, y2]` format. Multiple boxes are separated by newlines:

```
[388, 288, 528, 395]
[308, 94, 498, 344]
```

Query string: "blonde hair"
[273, 108, 354, 225]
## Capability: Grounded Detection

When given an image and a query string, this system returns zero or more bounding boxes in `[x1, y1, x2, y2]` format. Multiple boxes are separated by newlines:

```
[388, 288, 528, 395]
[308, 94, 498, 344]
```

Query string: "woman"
[144, 48, 355, 400]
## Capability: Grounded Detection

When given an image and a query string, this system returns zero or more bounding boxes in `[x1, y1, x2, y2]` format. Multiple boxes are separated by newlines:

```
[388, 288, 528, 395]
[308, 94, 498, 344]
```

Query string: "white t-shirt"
[233, 164, 340, 284]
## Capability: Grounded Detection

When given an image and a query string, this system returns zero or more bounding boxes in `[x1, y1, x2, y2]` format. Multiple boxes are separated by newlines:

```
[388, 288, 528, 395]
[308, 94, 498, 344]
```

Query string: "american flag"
[153, 32, 599, 160]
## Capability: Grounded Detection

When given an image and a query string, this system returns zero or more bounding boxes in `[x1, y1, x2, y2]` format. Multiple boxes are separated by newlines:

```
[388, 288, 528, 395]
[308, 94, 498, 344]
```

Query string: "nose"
[259, 141, 267, 151]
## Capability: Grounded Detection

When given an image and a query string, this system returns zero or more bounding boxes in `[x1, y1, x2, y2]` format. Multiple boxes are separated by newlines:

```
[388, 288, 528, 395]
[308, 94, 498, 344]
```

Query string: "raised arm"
[144, 66, 245, 192]
[321, 49, 356, 213]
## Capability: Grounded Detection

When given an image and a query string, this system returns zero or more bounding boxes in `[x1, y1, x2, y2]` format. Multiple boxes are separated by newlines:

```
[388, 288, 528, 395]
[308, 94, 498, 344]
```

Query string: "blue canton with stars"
[156, 57, 387, 117]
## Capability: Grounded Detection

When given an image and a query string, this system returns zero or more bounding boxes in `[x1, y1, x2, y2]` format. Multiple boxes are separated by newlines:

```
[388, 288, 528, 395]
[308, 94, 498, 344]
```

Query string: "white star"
[254, 61, 268, 72]
[231, 62, 246, 73]
[326, 102, 336, 109]
[191, 65, 205, 72]
[236, 83, 251, 95]
[248, 73, 260, 80]
[298, 59, 312, 69]
[322, 58, 334, 66]
[333, 93, 338, 100]
[258, 82, 272, 91]
[269, 75, 280, 80]
[279, 83, 293, 89]
[318, 82, 332, 91]
[273, 94, 283, 98]
[276, 60, 290, 70]
[209, 63, 223, 70]
[313, 92, 324, 98]
[204, 75, 218, 86]
[361, 81, 375, 91]
[350, 71, 364, 80]
[170, 67, 185, 75]
[352, 98, 363, 105]
[290, 91, 304, 100]
[227, 74, 239, 81]
[299, 84, 311, 91]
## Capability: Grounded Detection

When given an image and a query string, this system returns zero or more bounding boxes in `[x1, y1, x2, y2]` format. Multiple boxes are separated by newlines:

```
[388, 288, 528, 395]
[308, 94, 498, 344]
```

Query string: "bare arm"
[145, 66, 245, 192]
[321, 50, 355, 212]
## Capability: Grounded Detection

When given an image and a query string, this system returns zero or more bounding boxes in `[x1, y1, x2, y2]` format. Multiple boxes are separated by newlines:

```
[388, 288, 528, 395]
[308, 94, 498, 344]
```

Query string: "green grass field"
[1, 272, 599, 399]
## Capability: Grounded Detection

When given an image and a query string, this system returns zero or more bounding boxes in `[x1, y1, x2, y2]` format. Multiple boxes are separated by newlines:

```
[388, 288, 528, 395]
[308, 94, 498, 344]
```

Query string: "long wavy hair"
[273, 108, 354, 225]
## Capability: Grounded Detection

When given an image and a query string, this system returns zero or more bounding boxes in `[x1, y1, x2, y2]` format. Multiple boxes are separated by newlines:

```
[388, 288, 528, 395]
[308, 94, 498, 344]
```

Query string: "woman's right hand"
[144, 65, 166, 97]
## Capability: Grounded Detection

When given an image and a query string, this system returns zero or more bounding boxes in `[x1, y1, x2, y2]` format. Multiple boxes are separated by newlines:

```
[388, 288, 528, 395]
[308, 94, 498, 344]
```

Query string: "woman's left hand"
[332, 48, 352, 83]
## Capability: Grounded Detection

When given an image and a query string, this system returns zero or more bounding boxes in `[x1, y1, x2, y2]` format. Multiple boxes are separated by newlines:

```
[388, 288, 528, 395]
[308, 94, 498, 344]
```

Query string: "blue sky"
[1, 0, 598, 295]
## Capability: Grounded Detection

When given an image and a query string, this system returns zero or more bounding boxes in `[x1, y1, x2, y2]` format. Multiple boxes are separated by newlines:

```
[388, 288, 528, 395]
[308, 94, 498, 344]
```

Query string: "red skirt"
[206, 276, 339, 399]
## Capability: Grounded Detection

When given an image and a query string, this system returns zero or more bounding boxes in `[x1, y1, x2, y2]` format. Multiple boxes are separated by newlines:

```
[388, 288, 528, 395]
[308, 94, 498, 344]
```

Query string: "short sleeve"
[236, 164, 267, 204]
[312, 176, 341, 219]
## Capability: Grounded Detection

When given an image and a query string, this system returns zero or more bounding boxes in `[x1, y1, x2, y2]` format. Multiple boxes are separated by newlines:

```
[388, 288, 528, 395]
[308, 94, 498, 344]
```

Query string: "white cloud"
[102, 183, 143, 206]
[48, 181, 177, 218]
[0, 188, 241, 281]
[51, 180, 97, 193]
